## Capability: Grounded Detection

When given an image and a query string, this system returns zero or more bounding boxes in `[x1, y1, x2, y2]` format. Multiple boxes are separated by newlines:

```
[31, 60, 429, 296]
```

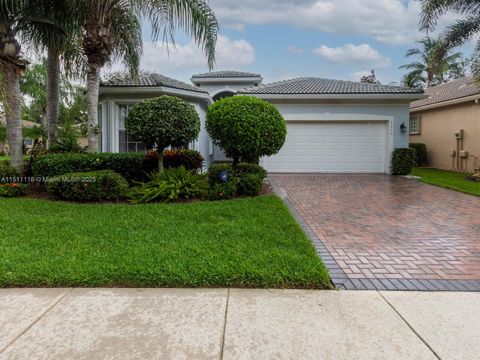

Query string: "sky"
[122, 0, 474, 85]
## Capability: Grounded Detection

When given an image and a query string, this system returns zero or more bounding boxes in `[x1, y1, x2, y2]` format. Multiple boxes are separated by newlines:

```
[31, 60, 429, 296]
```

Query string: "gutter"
[410, 93, 480, 112]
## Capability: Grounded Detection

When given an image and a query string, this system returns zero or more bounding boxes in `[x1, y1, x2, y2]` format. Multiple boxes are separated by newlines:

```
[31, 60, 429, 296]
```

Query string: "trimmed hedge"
[409, 143, 427, 166]
[32, 150, 204, 183]
[392, 148, 416, 175]
[32, 153, 146, 183]
[46, 170, 128, 201]
[207, 162, 267, 198]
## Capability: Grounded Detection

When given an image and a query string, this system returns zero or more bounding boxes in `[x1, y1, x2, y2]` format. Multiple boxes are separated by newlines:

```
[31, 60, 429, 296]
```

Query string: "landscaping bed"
[0, 195, 332, 289]
[411, 168, 480, 197]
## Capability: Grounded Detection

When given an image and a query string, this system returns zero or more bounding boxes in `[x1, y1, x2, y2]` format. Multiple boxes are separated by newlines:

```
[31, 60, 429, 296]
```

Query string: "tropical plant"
[420, 0, 480, 81]
[0, 0, 65, 170]
[206, 96, 287, 164]
[126, 95, 201, 170]
[129, 166, 208, 203]
[399, 37, 464, 88]
[76, 0, 218, 153]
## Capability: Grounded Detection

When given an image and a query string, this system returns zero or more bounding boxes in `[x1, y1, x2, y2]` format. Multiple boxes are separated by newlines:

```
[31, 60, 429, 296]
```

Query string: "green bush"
[0, 161, 19, 179]
[234, 163, 267, 179]
[0, 183, 28, 197]
[32, 153, 146, 183]
[129, 166, 208, 204]
[208, 163, 234, 186]
[46, 170, 128, 201]
[206, 96, 287, 164]
[126, 96, 200, 169]
[409, 143, 427, 166]
[392, 148, 416, 175]
[209, 182, 238, 201]
[238, 173, 264, 197]
[208, 162, 267, 198]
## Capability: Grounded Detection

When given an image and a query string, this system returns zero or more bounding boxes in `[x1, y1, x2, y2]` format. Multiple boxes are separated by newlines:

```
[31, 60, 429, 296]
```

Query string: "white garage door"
[264, 121, 387, 173]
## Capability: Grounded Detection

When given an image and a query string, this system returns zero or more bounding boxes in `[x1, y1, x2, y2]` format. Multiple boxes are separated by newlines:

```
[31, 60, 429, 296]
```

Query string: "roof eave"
[238, 93, 427, 100]
[99, 85, 212, 102]
[410, 93, 480, 112]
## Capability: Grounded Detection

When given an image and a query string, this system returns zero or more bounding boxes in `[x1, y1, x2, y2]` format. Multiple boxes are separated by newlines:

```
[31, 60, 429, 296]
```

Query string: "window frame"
[409, 115, 421, 135]
[118, 104, 146, 153]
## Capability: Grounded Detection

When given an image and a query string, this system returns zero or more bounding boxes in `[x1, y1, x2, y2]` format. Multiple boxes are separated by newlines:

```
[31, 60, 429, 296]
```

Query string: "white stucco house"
[99, 71, 425, 174]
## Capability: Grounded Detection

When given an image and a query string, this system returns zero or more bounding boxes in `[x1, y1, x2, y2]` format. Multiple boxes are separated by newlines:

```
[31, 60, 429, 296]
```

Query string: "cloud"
[140, 35, 255, 73]
[313, 44, 391, 67]
[209, 0, 459, 45]
[287, 46, 304, 54]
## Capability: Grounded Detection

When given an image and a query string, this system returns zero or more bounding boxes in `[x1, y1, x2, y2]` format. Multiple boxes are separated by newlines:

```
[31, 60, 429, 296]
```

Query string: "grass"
[411, 168, 480, 197]
[0, 195, 331, 289]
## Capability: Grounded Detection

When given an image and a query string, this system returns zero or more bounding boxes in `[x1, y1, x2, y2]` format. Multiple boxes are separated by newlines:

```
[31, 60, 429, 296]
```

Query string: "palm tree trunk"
[1, 68, 23, 170]
[86, 65, 101, 152]
[46, 47, 61, 148]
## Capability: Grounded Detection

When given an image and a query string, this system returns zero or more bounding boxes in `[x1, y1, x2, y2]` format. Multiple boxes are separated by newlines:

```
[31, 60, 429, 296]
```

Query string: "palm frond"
[420, 0, 480, 31]
[442, 15, 480, 48]
[140, 0, 219, 69]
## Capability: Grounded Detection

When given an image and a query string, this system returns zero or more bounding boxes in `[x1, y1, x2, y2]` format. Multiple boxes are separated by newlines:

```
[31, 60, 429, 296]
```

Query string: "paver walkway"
[1, 288, 479, 359]
[270, 174, 480, 291]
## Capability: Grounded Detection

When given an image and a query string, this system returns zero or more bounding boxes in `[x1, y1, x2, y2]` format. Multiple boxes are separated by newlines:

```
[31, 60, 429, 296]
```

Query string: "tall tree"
[0, 0, 63, 169]
[399, 37, 463, 88]
[420, 0, 480, 81]
[76, 0, 219, 153]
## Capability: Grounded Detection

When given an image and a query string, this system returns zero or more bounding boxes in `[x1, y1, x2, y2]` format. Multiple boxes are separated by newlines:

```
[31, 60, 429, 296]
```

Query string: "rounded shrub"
[206, 96, 287, 164]
[46, 170, 128, 201]
[392, 148, 416, 175]
[126, 96, 200, 169]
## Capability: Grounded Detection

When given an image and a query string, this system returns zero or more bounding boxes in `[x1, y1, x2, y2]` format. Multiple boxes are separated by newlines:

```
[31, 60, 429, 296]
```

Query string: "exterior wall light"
[400, 122, 407, 133]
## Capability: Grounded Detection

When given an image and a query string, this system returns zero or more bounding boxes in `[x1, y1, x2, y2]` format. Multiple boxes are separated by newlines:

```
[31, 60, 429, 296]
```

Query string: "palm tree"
[399, 37, 463, 88]
[76, 0, 219, 153]
[420, 0, 480, 81]
[0, 0, 64, 169]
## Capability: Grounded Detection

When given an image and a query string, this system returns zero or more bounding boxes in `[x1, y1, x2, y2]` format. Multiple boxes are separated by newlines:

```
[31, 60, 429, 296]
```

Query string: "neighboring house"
[0, 114, 42, 152]
[99, 71, 424, 174]
[410, 76, 480, 173]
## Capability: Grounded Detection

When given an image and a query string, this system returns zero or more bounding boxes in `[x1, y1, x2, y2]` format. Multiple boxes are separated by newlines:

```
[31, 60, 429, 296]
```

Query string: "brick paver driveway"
[270, 174, 480, 291]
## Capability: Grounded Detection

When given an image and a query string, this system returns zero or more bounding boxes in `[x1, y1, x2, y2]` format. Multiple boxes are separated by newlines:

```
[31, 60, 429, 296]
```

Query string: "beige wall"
[410, 101, 480, 173]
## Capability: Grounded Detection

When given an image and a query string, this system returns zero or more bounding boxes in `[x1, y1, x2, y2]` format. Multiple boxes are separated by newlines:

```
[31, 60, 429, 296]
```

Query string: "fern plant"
[129, 166, 208, 204]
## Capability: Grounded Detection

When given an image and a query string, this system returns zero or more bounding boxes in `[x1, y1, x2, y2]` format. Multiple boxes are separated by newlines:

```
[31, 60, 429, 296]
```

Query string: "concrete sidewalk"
[1, 289, 478, 359]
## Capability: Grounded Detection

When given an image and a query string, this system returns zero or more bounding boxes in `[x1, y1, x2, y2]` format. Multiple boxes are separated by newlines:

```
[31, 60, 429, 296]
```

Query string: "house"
[410, 76, 480, 173]
[99, 71, 425, 173]
[0, 114, 42, 153]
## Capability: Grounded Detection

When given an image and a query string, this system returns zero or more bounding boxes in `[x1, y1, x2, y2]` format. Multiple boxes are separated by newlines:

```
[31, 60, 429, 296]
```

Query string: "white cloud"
[313, 44, 391, 67]
[209, 0, 459, 45]
[287, 46, 304, 54]
[140, 35, 255, 73]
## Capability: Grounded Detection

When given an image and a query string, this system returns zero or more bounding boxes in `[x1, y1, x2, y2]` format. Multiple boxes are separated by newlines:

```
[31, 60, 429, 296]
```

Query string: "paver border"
[268, 176, 480, 292]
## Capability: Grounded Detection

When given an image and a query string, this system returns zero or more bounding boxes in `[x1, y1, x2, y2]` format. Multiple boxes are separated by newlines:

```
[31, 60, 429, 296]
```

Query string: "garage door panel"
[264, 122, 387, 173]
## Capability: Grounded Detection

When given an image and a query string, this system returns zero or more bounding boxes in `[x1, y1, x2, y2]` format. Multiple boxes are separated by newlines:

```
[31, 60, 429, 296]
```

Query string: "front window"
[118, 104, 146, 153]
[409, 115, 420, 135]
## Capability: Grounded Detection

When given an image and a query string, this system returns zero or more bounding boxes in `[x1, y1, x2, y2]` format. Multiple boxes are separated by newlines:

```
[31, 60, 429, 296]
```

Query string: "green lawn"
[411, 168, 480, 197]
[0, 195, 331, 289]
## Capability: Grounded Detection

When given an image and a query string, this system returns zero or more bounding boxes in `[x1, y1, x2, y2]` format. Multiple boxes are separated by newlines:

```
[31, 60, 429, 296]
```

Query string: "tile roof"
[238, 77, 424, 95]
[191, 70, 262, 79]
[410, 76, 480, 110]
[100, 73, 208, 94]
